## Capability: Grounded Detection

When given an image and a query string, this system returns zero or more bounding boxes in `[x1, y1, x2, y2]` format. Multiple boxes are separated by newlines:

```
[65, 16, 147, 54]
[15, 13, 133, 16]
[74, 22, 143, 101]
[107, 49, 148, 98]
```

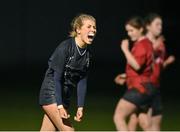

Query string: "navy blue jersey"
[39, 37, 92, 108]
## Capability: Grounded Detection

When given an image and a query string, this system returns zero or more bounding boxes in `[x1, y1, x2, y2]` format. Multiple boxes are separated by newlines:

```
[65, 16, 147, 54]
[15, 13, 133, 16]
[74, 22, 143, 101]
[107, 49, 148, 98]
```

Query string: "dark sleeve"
[48, 42, 68, 75]
[49, 42, 69, 105]
[54, 71, 63, 105]
[77, 77, 87, 107]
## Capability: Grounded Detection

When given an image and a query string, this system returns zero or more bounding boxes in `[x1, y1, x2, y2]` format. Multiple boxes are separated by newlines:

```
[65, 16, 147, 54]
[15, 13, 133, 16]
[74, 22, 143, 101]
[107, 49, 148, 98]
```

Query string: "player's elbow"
[133, 63, 141, 71]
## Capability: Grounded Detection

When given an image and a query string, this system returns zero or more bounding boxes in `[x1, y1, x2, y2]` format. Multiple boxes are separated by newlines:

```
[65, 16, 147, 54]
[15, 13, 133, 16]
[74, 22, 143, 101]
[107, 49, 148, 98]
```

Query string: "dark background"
[0, 0, 179, 130]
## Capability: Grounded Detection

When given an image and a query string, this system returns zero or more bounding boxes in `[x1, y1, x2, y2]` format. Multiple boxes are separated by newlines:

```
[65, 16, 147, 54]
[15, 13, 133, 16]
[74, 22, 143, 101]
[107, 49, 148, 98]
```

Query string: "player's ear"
[76, 28, 81, 34]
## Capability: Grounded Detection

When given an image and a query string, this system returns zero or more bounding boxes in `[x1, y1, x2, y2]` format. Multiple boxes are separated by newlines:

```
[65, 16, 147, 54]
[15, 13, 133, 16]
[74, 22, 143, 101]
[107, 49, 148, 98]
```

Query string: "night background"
[0, 0, 179, 130]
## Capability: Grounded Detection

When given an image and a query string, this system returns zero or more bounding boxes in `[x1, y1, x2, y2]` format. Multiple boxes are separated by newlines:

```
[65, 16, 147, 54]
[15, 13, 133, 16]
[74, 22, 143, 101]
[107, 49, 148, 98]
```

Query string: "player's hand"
[58, 105, 70, 119]
[121, 39, 129, 52]
[167, 55, 175, 64]
[163, 55, 175, 68]
[153, 35, 165, 50]
[74, 107, 83, 122]
[114, 73, 126, 85]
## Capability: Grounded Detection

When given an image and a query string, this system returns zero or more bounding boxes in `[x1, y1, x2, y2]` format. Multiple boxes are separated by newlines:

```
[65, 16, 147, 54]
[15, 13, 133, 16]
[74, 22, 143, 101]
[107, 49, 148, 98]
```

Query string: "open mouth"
[87, 33, 95, 40]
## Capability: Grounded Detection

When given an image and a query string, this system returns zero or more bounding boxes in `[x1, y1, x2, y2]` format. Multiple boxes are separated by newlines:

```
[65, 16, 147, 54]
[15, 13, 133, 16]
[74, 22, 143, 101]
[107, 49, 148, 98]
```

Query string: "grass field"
[0, 82, 180, 131]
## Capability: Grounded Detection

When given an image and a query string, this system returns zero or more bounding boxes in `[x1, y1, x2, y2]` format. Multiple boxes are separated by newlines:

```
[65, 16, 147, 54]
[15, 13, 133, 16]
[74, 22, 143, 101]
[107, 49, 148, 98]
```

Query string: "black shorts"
[39, 76, 56, 105]
[39, 75, 71, 108]
[123, 83, 162, 115]
[151, 90, 163, 116]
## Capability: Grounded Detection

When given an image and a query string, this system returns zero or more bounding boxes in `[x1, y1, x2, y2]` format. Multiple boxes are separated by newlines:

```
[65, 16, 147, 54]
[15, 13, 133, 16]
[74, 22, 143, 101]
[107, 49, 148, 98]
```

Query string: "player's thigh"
[115, 98, 137, 117]
[40, 114, 56, 131]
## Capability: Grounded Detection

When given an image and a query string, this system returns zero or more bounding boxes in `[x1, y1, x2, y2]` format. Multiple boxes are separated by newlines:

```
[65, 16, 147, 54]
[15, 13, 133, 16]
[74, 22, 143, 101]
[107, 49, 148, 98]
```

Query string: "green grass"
[0, 84, 180, 131]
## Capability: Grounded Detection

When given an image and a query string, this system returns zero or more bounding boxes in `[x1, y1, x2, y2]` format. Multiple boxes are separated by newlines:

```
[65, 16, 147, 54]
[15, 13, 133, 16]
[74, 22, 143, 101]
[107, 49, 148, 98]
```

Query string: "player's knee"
[130, 114, 138, 124]
[138, 114, 151, 130]
[113, 110, 125, 124]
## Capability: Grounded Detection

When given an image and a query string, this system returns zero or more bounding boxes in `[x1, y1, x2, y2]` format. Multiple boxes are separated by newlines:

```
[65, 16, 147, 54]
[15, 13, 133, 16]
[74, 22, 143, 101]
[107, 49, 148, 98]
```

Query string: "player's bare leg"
[151, 115, 162, 131]
[41, 103, 71, 131]
[40, 114, 56, 131]
[128, 113, 138, 131]
[138, 108, 152, 131]
[113, 99, 137, 131]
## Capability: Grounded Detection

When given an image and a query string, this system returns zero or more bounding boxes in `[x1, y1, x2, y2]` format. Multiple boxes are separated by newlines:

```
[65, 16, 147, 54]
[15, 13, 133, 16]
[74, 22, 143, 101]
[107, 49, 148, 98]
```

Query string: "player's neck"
[75, 37, 87, 48]
[137, 35, 145, 42]
[146, 32, 156, 43]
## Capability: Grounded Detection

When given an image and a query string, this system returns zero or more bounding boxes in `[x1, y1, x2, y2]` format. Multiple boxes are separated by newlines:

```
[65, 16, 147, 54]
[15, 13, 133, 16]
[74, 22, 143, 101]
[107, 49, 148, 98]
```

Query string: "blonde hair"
[69, 13, 96, 37]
